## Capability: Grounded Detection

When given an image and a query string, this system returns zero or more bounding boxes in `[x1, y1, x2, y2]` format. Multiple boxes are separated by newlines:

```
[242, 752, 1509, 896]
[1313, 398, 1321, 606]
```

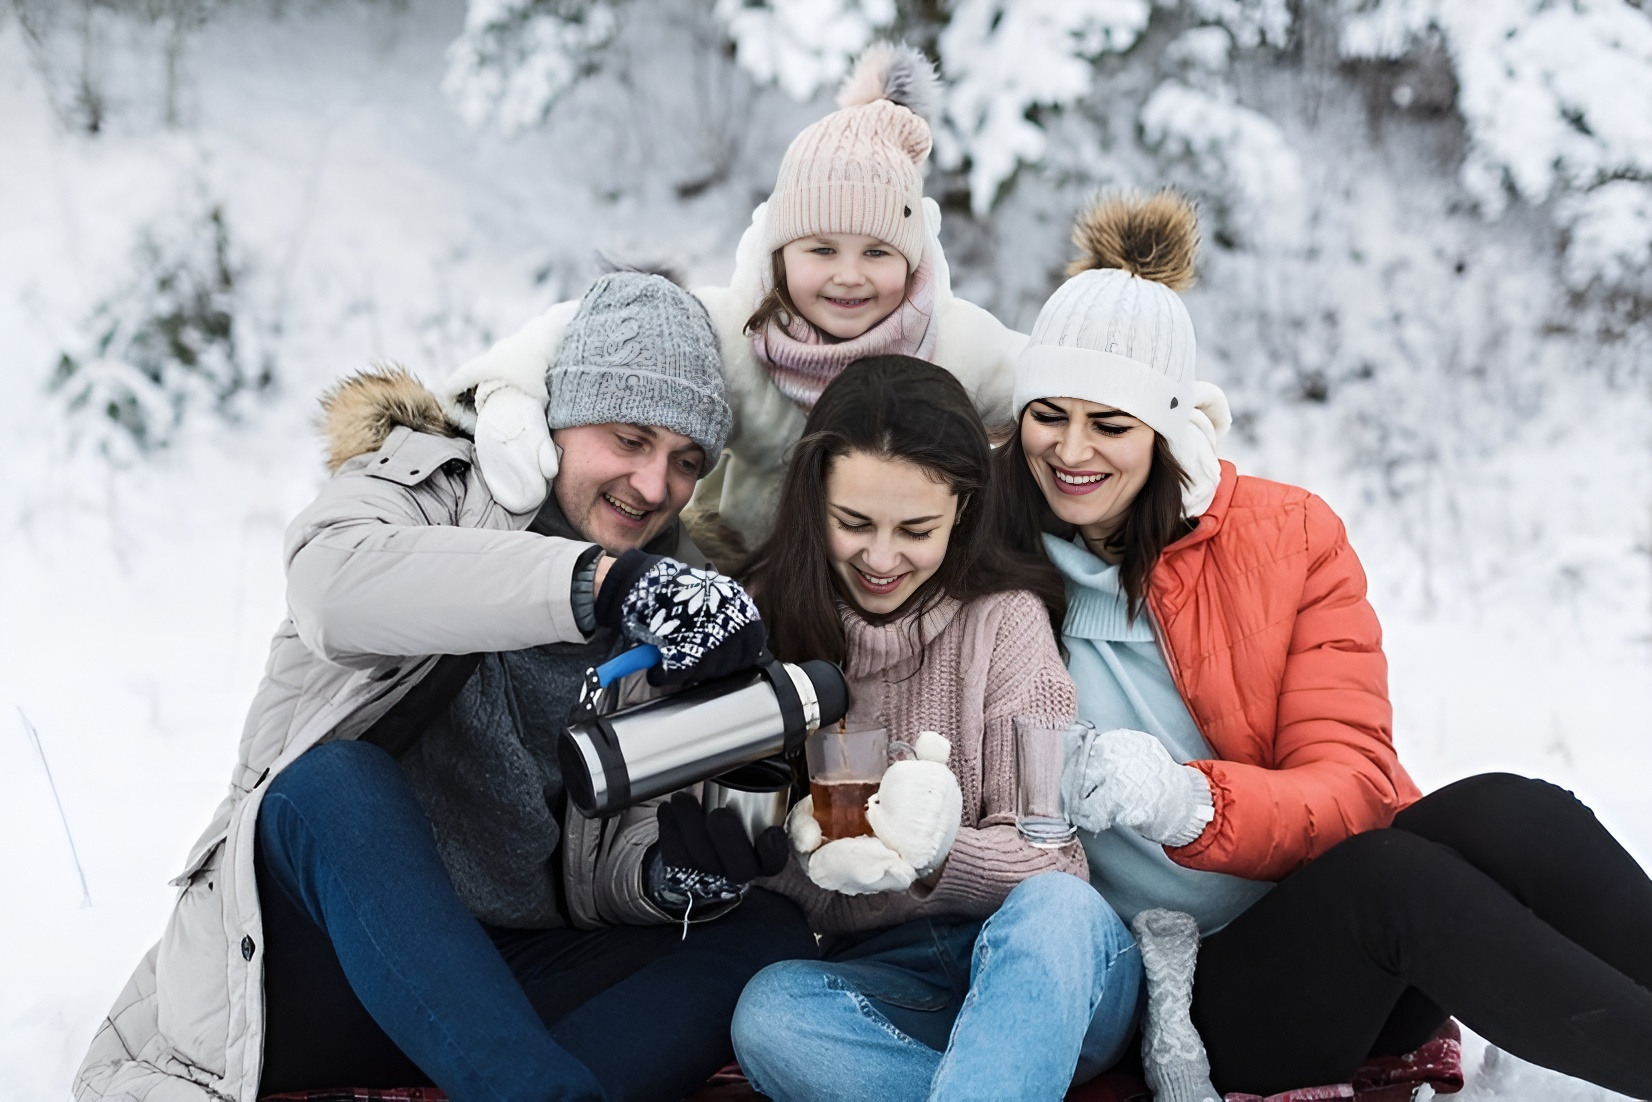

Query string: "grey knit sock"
[1134, 909, 1222, 1102]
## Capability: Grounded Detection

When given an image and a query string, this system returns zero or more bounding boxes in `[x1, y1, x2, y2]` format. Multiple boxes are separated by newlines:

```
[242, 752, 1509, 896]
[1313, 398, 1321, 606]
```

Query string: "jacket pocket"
[154, 835, 231, 1079]
[171, 799, 237, 888]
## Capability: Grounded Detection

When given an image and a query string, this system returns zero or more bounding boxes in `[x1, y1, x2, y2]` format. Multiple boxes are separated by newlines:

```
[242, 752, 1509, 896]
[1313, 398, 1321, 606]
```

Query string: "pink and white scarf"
[751, 247, 938, 411]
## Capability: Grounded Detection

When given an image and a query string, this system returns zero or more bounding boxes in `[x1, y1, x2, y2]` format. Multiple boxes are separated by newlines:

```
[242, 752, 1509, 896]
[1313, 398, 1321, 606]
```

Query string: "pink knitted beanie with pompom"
[763, 42, 938, 271]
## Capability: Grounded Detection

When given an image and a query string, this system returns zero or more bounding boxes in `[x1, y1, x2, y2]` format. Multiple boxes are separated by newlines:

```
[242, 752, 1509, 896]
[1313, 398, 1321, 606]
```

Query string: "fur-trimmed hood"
[318, 365, 460, 472]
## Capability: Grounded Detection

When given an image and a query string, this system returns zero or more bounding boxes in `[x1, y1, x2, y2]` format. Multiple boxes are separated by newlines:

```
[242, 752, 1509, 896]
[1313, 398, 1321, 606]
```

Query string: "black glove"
[595, 550, 767, 688]
[644, 792, 788, 915]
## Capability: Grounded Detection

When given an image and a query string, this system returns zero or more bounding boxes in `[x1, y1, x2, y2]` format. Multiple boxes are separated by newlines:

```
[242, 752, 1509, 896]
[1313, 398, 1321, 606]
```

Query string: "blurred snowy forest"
[1, 1, 1649, 1098]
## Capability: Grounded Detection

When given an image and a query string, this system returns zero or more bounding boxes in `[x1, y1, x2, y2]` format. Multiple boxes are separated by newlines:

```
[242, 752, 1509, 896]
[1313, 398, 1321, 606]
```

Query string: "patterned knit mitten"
[595, 550, 766, 687]
[1134, 908, 1222, 1102]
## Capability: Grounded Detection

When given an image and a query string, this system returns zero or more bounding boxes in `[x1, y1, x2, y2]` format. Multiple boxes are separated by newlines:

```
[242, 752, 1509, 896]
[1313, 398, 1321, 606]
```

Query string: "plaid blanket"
[1068, 1020, 1463, 1102]
[1223, 1020, 1464, 1102]
[260, 1022, 1463, 1102]
[261, 1091, 446, 1102]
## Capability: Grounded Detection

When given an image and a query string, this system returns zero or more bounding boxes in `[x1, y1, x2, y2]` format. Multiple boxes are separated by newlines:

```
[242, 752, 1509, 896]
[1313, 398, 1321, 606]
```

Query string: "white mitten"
[865, 731, 962, 877]
[1064, 727, 1214, 847]
[474, 381, 559, 514]
[787, 794, 823, 855]
[805, 835, 918, 895]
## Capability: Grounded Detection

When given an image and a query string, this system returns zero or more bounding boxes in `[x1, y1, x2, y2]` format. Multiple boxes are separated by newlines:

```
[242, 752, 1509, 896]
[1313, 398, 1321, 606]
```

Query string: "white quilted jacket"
[73, 373, 686, 1102]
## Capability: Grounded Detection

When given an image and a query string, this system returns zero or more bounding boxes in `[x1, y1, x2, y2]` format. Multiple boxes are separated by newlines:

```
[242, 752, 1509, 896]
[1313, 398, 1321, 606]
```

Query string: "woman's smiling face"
[1019, 396, 1156, 549]
[824, 450, 958, 616]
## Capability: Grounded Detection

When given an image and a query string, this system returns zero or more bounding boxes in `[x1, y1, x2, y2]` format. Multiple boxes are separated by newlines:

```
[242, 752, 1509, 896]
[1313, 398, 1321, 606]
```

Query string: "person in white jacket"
[72, 273, 811, 1102]
[438, 42, 1027, 546]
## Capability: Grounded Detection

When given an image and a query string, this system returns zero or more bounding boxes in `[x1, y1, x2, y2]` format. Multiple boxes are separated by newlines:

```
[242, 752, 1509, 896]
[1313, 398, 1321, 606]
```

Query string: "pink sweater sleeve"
[916, 591, 1088, 917]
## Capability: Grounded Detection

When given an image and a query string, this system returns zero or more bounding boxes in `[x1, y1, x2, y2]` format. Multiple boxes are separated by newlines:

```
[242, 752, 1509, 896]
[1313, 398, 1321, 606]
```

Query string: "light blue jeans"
[732, 872, 1144, 1102]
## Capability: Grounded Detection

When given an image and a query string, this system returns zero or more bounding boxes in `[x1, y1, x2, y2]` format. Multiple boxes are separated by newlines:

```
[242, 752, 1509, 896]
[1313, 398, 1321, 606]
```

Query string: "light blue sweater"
[1045, 533, 1273, 935]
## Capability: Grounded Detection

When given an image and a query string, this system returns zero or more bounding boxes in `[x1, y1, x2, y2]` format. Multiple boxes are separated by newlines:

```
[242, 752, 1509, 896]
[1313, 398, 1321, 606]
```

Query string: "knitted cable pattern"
[759, 590, 1085, 935]
[1134, 908, 1222, 1102]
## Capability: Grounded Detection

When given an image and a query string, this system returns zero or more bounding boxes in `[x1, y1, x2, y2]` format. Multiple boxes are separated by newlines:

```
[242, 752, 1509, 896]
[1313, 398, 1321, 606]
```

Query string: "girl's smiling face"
[1019, 396, 1156, 553]
[824, 450, 958, 616]
[781, 233, 910, 340]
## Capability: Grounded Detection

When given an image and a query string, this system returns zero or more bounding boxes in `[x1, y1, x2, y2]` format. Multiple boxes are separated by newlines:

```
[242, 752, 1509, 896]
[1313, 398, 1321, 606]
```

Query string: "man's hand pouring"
[594, 550, 767, 688]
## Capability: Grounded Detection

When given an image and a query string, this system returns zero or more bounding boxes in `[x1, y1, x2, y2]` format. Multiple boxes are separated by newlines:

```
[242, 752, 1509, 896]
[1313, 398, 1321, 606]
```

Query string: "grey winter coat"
[74, 369, 704, 1102]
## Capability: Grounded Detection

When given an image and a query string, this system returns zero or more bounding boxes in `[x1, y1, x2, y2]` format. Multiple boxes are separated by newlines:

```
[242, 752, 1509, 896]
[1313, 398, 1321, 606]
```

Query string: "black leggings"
[1193, 773, 1652, 1098]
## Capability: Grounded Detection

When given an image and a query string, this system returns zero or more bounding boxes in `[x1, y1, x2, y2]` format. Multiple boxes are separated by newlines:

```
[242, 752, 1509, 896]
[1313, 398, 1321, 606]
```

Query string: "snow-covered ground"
[1, 3, 1648, 1100]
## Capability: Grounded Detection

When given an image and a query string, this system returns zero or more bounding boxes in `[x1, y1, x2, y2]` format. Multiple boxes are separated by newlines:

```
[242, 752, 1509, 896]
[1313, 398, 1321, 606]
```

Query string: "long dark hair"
[742, 357, 1067, 665]
[990, 409, 1194, 620]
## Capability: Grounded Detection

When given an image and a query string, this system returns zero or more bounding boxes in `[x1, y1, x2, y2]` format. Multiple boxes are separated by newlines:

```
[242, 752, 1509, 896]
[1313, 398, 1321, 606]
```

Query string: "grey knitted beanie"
[546, 271, 732, 465]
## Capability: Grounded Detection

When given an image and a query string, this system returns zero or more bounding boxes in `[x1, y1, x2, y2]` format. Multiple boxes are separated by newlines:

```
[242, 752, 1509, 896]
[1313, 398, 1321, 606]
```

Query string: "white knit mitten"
[474, 381, 559, 514]
[1065, 728, 1214, 847]
[805, 835, 918, 895]
[787, 795, 823, 855]
[1134, 909, 1221, 1102]
[865, 731, 962, 877]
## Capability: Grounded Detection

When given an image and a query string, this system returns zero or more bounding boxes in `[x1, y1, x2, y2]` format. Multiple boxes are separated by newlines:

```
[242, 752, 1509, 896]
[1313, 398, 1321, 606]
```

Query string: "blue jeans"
[256, 739, 816, 1102]
[732, 872, 1143, 1102]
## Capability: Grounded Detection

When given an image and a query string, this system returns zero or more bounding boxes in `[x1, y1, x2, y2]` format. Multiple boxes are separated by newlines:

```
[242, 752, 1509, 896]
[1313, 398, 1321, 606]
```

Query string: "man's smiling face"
[550, 422, 705, 553]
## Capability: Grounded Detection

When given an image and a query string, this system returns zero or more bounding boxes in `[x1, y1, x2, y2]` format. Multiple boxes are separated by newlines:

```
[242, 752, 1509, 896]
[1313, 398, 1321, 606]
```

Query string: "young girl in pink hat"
[438, 43, 1027, 546]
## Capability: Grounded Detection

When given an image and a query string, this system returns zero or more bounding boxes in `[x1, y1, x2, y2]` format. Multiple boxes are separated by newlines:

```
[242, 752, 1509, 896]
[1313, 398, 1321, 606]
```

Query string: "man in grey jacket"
[75, 273, 812, 1102]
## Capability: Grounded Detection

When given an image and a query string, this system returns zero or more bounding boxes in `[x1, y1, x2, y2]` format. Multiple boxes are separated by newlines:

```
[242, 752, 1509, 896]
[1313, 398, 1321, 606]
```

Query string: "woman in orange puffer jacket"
[992, 192, 1652, 1101]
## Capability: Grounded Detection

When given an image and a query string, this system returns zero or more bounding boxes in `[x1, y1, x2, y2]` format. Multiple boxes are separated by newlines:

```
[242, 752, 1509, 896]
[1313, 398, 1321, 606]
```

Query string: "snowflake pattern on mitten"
[618, 559, 761, 674]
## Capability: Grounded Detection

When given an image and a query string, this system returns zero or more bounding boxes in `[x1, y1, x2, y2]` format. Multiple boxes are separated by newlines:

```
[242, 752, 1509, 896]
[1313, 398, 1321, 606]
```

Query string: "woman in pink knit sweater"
[731, 357, 1144, 1102]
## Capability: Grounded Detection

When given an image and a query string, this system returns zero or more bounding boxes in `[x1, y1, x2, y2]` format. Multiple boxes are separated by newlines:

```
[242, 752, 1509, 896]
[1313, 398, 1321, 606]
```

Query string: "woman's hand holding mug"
[1064, 727, 1215, 848]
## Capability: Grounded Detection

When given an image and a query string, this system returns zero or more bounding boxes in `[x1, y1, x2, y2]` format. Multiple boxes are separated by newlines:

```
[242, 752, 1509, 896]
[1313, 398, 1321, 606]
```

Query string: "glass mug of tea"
[805, 726, 889, 841]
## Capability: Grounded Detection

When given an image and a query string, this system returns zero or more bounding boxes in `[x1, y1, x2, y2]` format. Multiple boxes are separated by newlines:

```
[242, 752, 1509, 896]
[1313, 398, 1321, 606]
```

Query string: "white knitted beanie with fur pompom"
[1012, 191, 1232, 517]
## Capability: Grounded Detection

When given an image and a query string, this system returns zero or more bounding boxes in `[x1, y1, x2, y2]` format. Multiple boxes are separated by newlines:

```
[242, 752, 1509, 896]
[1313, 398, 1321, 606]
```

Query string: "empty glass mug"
[1013, 715, 1092, 848]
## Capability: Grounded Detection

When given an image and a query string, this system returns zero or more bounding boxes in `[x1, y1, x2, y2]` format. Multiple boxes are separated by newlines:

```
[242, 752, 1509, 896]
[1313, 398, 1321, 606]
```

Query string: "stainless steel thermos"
[559, 652, 848, 817]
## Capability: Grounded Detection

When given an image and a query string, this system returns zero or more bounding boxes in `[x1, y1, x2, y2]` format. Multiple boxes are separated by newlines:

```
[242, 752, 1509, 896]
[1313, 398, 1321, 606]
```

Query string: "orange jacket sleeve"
[1168, 494, 1420, 881]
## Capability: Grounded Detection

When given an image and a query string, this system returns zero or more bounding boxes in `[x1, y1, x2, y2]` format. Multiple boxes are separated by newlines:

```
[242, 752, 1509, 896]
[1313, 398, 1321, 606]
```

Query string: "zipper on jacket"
[1144, 597, 1206, 744]
[1144, 598, 1187, 700]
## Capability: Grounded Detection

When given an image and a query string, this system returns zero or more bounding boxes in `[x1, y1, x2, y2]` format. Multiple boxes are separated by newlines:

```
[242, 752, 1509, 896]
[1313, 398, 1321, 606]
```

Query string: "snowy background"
[1, 1, 1649, 1099]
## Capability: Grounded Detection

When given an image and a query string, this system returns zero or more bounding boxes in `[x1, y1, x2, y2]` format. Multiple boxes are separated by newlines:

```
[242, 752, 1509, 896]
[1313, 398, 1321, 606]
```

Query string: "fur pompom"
[837, 41, 939, 120]
[1068, 190, 1200, 290]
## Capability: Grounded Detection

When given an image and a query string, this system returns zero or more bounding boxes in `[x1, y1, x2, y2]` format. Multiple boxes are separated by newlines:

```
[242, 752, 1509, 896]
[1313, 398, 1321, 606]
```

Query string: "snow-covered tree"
[715, 0, 896, 103]
[936, 0, 1152, 213]
[1342, 0, 1652, 305]
[50, 203, 269, 460]
[1139, 26, 1304, 250]
[11, 0, 223, 131]
[444, 0, 625, 133]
